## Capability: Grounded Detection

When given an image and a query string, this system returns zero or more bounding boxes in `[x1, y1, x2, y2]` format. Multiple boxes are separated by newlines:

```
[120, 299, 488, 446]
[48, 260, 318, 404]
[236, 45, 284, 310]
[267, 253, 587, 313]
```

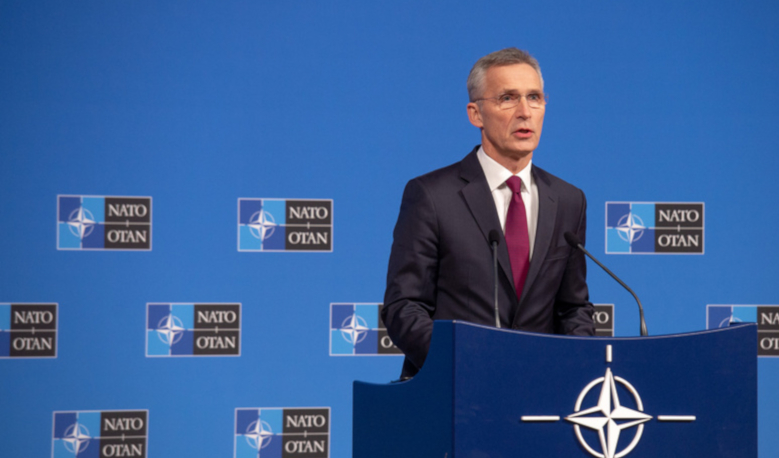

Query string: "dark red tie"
[504, 176, 530, 300]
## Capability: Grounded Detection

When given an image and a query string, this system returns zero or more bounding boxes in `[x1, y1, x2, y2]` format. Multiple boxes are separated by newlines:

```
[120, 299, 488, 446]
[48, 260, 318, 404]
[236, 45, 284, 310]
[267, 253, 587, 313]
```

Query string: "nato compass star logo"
[156, 314, 185, 345]
[62, 422, 91, 455]
[67, 207, 96, 239]
[606, 202, 705, 254]
[566, 367, 651, 458]
[330, 303, 402, 356]
[58, 195, 153, 250]
[248, 210, 277, 241]
[238, 198, 333, 252]
[616, 213, 645, 244]
[245, 419, 274, 450]
[521, 345, 696, 458]
[340, 314, 369, 345]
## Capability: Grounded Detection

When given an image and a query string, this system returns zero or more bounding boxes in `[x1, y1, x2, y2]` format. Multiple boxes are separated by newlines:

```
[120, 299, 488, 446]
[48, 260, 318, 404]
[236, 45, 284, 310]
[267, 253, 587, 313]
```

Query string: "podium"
[353, 321, 756, 458]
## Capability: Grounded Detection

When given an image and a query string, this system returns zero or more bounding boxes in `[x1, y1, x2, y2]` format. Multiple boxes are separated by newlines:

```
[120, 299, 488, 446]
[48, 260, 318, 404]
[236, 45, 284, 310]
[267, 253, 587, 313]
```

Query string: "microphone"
[488, 230, 501, 328]
[564, 231, 648, 337]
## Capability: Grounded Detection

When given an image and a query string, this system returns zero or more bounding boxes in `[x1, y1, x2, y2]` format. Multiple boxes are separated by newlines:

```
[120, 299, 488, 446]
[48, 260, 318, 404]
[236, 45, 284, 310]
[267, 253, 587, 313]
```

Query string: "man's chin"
[502, 147, 535, 160]
[483, 140, 536, 161]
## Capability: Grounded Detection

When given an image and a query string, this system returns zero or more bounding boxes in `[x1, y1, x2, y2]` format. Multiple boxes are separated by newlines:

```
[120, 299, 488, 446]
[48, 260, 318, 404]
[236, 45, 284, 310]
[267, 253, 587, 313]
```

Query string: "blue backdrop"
[1, 1, 777, 457]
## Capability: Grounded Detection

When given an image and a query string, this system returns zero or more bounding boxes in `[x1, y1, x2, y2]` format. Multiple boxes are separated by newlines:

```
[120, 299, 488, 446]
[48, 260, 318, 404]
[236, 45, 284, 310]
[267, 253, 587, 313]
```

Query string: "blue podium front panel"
[354, 321, 756, 458]
[452, 322, 756, 458]
[353, 321, 455, 458]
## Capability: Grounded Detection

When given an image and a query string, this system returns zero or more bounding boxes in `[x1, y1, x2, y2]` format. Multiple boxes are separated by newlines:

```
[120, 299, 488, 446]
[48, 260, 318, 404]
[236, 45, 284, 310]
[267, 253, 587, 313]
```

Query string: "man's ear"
[467, 102, 483, 128]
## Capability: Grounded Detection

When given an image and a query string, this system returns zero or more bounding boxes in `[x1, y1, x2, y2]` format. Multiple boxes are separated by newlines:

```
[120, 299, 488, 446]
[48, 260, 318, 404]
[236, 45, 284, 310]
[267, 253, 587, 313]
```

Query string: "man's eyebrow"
[498, 88, 543, 94]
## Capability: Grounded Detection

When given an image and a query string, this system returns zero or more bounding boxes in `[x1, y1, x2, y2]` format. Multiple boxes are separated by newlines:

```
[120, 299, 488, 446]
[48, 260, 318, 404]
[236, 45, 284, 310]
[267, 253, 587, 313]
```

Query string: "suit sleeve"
[553, 189, 596, 336]
[381, 178, 439, 371]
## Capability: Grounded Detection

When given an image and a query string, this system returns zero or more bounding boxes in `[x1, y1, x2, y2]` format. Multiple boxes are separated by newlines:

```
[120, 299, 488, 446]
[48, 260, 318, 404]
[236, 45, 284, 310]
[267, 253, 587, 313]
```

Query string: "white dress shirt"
[476, 146, 539, 260]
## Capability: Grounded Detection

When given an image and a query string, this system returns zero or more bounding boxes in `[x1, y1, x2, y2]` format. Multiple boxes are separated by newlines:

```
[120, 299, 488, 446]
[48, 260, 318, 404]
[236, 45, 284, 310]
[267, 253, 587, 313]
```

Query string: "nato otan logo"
[330, 303, 402, 356]
[707, 305, 779, 357]
[238, 198, 333, 252]
[1, 303, 57, 358]
[520, 344, 697, 458]
[593, 304, 614, 337]
[146, 303, 241, 357]
[52, 410, 148, 458]
[605, 202, 704, 254]
[235, 407, 330, 458]
[58, 195, 152, 250]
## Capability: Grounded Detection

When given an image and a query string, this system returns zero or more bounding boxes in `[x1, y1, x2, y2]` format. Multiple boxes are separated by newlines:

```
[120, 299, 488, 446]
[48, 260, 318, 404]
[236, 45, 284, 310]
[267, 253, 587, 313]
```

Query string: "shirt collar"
[476, 146, 533, 192]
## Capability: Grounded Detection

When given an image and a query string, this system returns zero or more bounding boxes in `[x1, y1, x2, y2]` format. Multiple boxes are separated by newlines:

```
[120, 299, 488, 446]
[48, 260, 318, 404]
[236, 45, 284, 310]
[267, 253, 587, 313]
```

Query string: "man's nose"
[514, 96, 532, 118]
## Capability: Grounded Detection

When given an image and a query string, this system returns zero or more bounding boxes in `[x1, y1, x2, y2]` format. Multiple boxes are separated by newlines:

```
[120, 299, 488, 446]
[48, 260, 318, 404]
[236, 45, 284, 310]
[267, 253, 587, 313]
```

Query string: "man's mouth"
[514, 128, 533, 138]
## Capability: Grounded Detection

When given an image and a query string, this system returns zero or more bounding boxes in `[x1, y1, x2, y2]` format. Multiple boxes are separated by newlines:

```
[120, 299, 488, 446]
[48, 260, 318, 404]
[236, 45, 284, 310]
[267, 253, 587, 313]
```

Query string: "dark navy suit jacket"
[382, 146, 595, 379]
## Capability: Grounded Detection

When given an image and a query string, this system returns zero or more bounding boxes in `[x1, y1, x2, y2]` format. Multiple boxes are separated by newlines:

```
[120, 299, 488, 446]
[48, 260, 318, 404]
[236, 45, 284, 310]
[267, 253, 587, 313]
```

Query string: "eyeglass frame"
[473, 92, 548, 110]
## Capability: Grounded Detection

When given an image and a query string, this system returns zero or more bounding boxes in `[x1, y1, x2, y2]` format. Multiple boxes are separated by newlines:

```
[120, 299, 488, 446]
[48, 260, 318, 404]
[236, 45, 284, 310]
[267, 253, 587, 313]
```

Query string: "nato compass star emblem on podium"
[521, 345, 696, 458]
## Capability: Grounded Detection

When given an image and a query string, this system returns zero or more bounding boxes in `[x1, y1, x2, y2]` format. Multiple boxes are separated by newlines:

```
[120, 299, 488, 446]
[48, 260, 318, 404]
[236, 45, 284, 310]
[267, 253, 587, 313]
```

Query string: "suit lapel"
[458, 149, 517, 299]
[518, 166, 557, 305]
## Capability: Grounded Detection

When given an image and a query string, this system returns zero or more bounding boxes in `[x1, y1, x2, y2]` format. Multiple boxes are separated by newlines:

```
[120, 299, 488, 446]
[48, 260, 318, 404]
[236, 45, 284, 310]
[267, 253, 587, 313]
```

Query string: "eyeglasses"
[474, 92, 548, 110]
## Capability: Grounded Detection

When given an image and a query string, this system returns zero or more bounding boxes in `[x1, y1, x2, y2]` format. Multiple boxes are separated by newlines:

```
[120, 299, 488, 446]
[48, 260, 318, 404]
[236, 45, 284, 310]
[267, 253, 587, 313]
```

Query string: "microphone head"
[564, 231, 582, 248]
[488, 229, 501, 245]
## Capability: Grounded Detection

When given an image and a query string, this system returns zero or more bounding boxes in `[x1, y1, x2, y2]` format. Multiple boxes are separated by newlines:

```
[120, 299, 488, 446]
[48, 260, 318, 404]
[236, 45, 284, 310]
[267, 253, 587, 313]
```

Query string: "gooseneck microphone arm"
[488, 230, 501, 328]
[564, 232, 648, 337]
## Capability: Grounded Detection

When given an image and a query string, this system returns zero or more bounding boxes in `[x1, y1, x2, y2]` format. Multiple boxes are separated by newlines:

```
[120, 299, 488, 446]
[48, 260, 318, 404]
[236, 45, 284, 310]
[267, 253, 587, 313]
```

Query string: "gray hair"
[466, 48, 543, 102]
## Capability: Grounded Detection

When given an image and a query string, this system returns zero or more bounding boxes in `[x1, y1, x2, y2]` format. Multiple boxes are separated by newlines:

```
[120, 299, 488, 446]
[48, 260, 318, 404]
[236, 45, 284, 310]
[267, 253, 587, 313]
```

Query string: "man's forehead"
[485, 63, 543, 89]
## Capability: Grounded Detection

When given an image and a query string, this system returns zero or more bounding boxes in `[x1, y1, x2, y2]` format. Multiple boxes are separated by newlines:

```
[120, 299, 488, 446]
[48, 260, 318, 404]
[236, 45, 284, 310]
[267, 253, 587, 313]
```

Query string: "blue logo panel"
[234, 408, 329, 458]
[606, 228, 629, 253]
[329, 303, 401, 356]
[630, 203, 655, 227]
[630, 228, 655, 253]
[734, 307, 759, 323]
[706, 305, 778, 357]
[605, 202, 704, 254]
[239, 199, 263, 225]
[0, 332, 9, 356]
[146, 303, 241, 357]
[0, 304, 9, 329]
[80, 224, 105, 249]
[606, 203, 629, 228]
[262, 226, 286, 250]
[1, 303, 58, 358]
[238, 198, 332, 252]
[52, 410, 147, 458]
[262, 200, 286, 226]
[57, 195, 151, 251]
[707, 305, 733, 329]
[235, 409, 259, 433]
[58, 197, 81, 222]
[239, 226, 262, 250]
[355, 330, 380, 354]
[170, 330, 194, 355]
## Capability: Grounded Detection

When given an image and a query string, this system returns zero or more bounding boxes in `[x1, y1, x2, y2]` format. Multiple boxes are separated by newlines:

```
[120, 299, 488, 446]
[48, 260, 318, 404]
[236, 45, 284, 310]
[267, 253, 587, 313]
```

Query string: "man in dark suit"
[381, 48, 595, 379]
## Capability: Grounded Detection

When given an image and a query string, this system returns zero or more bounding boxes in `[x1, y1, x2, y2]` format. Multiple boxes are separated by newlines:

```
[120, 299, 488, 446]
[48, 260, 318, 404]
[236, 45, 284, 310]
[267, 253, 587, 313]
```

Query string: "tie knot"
[505, 176, 522, 194]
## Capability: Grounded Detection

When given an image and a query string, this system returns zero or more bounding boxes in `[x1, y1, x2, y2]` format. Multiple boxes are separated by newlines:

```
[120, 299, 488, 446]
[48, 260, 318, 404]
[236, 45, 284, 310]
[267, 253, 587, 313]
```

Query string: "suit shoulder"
[533, 165, 585, 198]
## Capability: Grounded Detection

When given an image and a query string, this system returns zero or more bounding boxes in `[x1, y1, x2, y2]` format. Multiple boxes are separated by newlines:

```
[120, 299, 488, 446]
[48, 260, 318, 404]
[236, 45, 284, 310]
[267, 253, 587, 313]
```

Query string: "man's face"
[467, 63, 545, 162]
